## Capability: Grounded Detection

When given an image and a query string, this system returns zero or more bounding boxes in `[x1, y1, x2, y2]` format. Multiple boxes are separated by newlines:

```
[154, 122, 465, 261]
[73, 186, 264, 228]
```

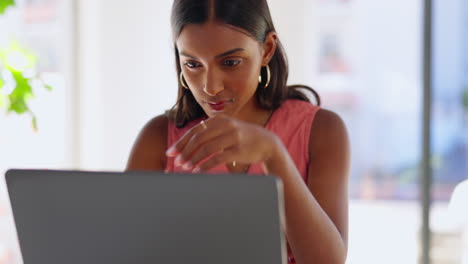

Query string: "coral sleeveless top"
[165, 99, 320, 263]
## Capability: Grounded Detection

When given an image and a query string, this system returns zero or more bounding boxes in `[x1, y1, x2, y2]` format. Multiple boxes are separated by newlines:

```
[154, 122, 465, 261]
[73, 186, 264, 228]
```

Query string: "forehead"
[176, 22, 260, 57]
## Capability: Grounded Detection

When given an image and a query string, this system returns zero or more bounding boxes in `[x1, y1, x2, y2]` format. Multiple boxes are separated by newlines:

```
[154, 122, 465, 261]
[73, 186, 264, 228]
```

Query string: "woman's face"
[176, 21, 275, 121]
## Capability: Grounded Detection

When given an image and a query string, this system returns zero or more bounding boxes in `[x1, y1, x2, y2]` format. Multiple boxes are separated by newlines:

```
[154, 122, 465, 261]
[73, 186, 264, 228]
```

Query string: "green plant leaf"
[2, 40, 37, 71]
[7, 68, 33, 114]
[0, 0, 15, 15]
[0, 92, 6, 107]
[0, 38, 49, 131]
[31, 115, 38, 132]
[45, 83, 53, 91]
[0, 39, 54, 132]
[0, 78, 6, 108]
[8, 97, 28, 113]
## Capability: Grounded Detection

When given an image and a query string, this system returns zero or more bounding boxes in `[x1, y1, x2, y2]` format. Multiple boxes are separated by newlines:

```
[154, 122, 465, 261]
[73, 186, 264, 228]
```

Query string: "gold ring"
[200, 120, 207, 130]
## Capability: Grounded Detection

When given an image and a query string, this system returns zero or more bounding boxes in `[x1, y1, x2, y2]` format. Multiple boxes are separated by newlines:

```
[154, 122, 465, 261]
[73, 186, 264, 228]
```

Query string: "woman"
[127, 0, 350, 263]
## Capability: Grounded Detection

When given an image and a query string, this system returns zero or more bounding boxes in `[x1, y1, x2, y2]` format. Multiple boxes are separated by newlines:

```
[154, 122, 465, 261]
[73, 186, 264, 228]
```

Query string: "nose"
[203, 69, 224, 96]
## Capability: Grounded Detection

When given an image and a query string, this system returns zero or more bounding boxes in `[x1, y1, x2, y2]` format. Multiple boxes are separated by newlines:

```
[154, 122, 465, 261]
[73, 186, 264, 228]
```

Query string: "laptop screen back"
[6, 169, 286, 264]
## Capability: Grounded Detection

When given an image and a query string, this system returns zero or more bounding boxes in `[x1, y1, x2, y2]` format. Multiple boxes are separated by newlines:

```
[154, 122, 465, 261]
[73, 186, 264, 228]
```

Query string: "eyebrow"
[180, 48, 245, 60]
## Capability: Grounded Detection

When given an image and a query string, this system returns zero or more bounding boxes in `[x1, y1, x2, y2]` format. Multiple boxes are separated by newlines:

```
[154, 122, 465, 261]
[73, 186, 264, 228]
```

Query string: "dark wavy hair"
[169, 0, 320, 128]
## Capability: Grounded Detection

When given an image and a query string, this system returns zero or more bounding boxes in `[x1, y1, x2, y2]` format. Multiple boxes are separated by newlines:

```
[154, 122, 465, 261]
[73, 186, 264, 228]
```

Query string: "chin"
[205, 110, 229, 117]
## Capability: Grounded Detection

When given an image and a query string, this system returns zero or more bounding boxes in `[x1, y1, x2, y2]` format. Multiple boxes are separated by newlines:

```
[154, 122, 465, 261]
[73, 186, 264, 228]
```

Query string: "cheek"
[182, 71, 204, 94]
[227, 66, 260, 92]
[182, 69, 201, 85]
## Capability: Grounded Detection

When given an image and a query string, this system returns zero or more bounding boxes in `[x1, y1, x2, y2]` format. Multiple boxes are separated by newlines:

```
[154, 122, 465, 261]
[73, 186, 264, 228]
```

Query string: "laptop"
[5, 169, 286, 264]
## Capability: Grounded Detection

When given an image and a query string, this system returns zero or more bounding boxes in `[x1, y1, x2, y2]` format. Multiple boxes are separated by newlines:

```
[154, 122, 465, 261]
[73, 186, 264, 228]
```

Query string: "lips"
[206, 100, 232, 111]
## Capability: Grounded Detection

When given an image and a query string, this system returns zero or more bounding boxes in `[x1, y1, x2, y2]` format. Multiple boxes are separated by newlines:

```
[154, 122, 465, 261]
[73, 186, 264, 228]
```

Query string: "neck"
[235, 99, 272, 127]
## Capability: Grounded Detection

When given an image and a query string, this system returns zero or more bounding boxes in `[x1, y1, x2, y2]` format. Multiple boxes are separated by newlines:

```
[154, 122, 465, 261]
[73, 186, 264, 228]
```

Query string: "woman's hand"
[165, 114, 279, 172]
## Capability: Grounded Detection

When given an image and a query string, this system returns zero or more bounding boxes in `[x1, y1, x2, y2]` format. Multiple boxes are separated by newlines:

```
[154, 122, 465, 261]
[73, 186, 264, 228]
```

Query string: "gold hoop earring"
[179, 72, 189, 89]
[263, 65, 271, 88]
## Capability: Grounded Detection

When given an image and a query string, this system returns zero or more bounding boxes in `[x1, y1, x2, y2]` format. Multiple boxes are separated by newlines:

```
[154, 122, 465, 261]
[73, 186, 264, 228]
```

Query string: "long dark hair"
[170, 0, 320, 128]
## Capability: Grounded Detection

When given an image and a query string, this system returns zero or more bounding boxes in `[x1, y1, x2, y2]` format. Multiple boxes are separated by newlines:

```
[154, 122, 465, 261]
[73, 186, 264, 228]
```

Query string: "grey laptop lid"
[6, 169, 286, 264]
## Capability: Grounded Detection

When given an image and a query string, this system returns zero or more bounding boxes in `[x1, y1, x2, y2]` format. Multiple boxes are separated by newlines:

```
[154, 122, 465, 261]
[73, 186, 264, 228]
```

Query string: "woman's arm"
[126, 115, 169, 171]
[265, 109, 350, 264]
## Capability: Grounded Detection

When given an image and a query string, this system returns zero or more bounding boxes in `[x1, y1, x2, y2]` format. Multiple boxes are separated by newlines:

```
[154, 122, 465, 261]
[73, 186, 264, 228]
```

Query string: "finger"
[178, 128, 226, 167]
[186, 133, 237, 170]
[166, 120, 209, 157]
[195, 146, 239, 172]
[180, 118, 235, 162]
[171, 116, 232, 161]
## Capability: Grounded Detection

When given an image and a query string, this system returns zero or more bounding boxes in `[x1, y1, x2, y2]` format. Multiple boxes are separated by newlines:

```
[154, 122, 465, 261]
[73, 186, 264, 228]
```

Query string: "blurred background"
[0, 0, 466, 263]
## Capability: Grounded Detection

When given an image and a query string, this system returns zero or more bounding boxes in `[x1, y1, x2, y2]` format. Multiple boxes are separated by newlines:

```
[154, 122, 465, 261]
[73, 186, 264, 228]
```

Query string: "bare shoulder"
[309, 109, 349, 160]
[126, 114, 169, 171]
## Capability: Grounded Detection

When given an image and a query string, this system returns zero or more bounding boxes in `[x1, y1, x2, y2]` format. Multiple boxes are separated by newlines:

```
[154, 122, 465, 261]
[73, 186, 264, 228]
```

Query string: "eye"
[184, 61, 202, 69]
[222, 59, 241, 67]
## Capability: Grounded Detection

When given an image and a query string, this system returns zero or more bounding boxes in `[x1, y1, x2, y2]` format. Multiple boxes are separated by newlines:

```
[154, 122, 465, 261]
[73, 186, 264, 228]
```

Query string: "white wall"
[78, 0, 176, 170]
